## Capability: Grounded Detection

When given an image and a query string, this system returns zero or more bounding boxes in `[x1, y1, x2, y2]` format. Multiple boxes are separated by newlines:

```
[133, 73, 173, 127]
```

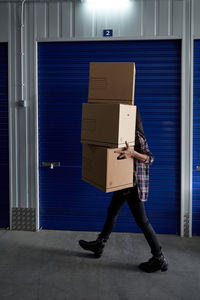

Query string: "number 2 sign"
[103, 29, 113, 37]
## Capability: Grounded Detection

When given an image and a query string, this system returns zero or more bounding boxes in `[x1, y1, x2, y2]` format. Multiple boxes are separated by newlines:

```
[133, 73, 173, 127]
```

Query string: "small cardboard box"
[82, 144, 134, 193]
[81, 103, 136, 147]
[88, 62, 136, 104]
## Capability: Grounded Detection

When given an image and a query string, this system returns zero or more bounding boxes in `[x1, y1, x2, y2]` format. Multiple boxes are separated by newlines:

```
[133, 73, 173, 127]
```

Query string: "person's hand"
[114, 141, 134, 159]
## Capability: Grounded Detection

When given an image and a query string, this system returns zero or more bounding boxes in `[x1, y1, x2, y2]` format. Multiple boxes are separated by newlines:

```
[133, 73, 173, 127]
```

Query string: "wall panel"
[61, 1, 73, 38]
[193, 0, 200, 37]
[158, 0, 170, 36]
[96, 13, 120, 38]
[75, 1, 95, 37]
[0, 0, 185, 42]
[172, 0, 183, 37]
[143, 0, 156, 36]
[36, 2, 47, 38]
[0, 0, 185, 41]
[49, 2, 60, 38]
[0, 3, 8, 42]
[119, 0, 142, 37]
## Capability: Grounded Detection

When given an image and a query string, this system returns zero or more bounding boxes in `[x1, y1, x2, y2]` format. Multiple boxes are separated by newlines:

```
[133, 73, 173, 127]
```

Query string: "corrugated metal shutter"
[38, 40, 181, 234]
[0, 43, 9, 228]
[193, 40, 200, 235]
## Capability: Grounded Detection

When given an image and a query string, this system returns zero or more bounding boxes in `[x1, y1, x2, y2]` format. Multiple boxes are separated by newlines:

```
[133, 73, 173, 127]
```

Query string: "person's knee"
[135, 217, 150, 229]
[107, 205, 117, 219]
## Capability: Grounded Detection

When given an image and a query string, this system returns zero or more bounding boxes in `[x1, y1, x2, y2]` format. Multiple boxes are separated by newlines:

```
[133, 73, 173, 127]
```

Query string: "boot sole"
[79, 241, 103, 258]
[161, 265, 168, 272]
[139, 263, 168, 273]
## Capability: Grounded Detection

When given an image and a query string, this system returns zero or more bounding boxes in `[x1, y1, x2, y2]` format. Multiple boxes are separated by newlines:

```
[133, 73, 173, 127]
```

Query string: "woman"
[79, 109, 168, 273]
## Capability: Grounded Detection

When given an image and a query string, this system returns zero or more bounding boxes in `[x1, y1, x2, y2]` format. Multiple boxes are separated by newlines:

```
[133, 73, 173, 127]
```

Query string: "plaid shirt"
[133, 131, 154, 202]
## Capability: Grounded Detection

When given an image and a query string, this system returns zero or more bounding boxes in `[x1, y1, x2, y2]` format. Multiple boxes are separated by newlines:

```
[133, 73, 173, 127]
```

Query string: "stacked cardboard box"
[81, 62, 137, 193]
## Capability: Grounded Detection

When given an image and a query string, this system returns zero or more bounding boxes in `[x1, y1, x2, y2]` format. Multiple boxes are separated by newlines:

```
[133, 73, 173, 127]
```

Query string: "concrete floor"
[0, 229, 199, 300]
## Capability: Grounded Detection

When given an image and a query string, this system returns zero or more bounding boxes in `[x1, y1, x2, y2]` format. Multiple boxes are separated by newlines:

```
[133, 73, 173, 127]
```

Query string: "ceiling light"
[83, 0, 131, 11]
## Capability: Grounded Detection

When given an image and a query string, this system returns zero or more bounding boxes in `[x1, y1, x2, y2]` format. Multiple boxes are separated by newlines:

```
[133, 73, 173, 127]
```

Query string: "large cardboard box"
[88, 62, 136, 105]
[82, 144, 134, 193]
[81, 103, 136, 147]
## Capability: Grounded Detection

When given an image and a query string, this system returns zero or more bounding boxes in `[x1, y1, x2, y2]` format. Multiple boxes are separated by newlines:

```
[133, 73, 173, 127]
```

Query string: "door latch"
[196, 166, 200, 171]
[42, 162, 60, 169]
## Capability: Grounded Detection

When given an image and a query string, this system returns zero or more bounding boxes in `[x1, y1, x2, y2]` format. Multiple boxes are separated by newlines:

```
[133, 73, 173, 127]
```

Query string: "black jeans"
[99, 185, 162, 257]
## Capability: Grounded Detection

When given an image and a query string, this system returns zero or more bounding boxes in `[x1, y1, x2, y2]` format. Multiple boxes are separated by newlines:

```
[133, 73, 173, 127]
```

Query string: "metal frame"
[180, 0, 193, 237]
[189, 0, 194, 238]
[37, 36, 182, 42]
[35, 45, 40, 231]
[35, 36, 183, 233]
[8, 4, 12, 230]
[181, 0, 187, 237]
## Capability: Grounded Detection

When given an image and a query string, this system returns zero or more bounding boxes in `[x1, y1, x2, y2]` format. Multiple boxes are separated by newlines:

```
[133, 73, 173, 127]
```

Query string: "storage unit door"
[0, 43, 9, 228]
[193, 40, 200, 235]
[38, 40, 181, 234]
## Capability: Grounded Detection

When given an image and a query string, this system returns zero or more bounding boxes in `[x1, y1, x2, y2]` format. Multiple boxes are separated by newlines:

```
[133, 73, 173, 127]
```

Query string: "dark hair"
[136, 107, 145, 137]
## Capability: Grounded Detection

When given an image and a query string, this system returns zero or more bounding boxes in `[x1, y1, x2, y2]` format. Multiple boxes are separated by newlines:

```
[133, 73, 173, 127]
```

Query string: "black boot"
[139, 253, 168, 273]
[79, 235, 107, 258]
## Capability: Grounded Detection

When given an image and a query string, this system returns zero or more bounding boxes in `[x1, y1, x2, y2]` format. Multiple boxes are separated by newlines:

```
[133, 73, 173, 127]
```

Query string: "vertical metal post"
[181, 0, 193, 237]
[19, 0, 26, 107]
[189, 0, 194, 237]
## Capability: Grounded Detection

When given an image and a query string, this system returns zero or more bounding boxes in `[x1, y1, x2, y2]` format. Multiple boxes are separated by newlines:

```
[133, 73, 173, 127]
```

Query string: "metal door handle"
[42, 162, 60, 169]
[196, 166, 200, 171]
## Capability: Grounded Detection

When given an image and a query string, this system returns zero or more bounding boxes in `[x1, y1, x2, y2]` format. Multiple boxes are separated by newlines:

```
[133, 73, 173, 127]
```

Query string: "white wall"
[33, 0, 184, 39]
[0, 0, 185, 42]
[193, 0, 200, 38]
[0, 0, 197, 236]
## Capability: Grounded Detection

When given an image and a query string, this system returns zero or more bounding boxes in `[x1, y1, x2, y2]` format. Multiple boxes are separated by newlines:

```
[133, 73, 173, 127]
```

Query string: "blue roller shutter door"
[193, 40, 200, 235]
[38, 40, 181, 234]
[0, 43, 9, 228]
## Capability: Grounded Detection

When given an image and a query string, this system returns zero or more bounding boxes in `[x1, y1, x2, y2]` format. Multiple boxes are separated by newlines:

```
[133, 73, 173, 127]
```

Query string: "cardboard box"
[88, 62, 136, 104]
[81, 103, 136, 147]
[82, 144, 134, 193]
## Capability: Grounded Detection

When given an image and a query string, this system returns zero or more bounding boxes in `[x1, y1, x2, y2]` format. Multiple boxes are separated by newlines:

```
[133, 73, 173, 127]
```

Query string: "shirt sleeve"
[138, 132, 154, 165]
[144, 154, 154, 165]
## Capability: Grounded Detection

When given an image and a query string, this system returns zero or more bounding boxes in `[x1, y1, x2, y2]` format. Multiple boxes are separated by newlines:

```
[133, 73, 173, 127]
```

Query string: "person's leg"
[127, 186, 161, 256]
[79, 188, 128, 257]
[126, 186, 168, 272]
[98, 188, 129, 240]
